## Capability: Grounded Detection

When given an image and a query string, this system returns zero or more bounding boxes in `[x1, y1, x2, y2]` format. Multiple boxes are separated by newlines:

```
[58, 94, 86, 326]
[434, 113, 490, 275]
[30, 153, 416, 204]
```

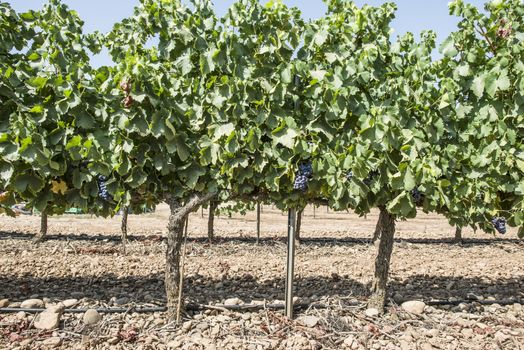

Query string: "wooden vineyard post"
[313, 205, 316, 219]
[121, 206, 129, 243]
[256, 202, 261, 244]
[285, 208, 297, 319]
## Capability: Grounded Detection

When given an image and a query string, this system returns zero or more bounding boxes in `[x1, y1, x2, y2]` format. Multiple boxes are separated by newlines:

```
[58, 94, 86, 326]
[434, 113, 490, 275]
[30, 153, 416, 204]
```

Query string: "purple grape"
[491, 217, 507, 234]
[411, 188, 423, 204]
[294, 161, 313, 192]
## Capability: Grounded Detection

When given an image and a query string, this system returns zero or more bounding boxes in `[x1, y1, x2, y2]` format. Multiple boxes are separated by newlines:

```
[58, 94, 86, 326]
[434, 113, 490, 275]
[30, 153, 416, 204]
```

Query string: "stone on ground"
[401, 301, 426, 315]
[20, 299, 44, 308]
[83, 309, 102, 325]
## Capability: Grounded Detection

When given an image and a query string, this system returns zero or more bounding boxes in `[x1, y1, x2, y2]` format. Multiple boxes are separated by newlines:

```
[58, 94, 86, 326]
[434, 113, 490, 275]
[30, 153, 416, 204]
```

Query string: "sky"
[8, 0, 487, 66]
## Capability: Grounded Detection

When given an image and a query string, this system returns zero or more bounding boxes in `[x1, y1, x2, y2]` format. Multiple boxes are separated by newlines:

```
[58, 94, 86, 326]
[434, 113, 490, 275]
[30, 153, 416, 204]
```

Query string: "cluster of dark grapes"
[346, 171, 354, 180]
[491, 217, 507, 234]
[97, 175, 112, 201]
[363, 170, 379, 186]
[293, 161, 313, 192]
[411, 188, 424, 205]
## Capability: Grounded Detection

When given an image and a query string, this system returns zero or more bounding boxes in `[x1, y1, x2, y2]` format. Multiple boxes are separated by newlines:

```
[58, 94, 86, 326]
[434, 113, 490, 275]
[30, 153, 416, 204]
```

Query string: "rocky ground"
[1, 205, 523, 349]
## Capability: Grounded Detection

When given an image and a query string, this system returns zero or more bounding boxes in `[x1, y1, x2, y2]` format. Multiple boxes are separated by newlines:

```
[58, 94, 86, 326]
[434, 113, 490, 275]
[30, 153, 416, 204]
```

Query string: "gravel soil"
[1, 204, 523, 349]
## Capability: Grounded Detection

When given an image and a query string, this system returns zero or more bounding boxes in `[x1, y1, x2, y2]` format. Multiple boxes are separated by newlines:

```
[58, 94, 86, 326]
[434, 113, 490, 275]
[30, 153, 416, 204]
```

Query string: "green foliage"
[1, 0, 523, 235]
[436, 0, 524, 232]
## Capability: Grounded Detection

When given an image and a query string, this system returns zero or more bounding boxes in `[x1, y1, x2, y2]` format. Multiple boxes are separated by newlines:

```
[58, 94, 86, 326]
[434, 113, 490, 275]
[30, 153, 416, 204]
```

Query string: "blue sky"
[9, 0, 487, 66]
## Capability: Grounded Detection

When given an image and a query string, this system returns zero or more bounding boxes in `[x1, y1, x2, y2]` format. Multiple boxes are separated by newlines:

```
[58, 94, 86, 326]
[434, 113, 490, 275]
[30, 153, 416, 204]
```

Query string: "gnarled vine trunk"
[372, 219, 380, 244]
[34, 211, 48, 243]
[454, 226, 462, 243]
[208, 201, 218, 241]
[165, 192, 215, 321]
[368, 207, 396, 312]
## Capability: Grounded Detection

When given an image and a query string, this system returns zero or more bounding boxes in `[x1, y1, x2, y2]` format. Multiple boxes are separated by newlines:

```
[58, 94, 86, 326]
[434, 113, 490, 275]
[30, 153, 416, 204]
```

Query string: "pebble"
[34, 310, 62, 330]
[107, 337, 120, 345]
[195, 322, 209, 331]
[343, 335, 357, 348]
[46, 303, 65, 314]
[365, 308, 380, 317]
[224, 298, 243, 306]
[83, 309, 102, 325]
[419, 343, 434, 350]
[399, 340, 410, 350]
[114, 297, 129, 305]
[0, 299, 9, 307]
[300, 315, 320, 328]
[42, 337, 62, 348]
[20, 339, 32, 347]
[401, 301, 426, 315]
[62, 299, 79, 308]
[182, 320, 193, 331]
[494, 331, 511, 343]
[20, 299, 44, 308]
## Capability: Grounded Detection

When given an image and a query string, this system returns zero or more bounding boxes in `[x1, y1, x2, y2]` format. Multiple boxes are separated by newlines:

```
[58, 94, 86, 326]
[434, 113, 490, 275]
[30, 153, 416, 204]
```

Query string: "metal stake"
[285, 208, 297, 319]
[256, 202, 261, 244]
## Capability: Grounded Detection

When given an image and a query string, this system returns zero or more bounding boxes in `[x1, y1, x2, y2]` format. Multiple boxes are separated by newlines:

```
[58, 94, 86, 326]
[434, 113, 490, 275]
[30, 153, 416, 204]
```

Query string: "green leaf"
[272, 126, 297, 149]
[403, 167, 416, 191]
[13, 173, 44, 193]
[387, 192, 415, 217]
[440, 36, 458, 57]
[66, 135, 82, 150]
[174, 134, 191, 162]
[310, 70, 327, 81]
[484, 72, 497, 98]
[27, 52, 40, 61]
[0, 162, 14, 183]
[313, 29, 329, 46]
[125, 167, 147, 188]
[30, 105, 44, 113]
[281, 66, 292, 84]
[471, 75, 485, 98]
[214, 123, 235, 141]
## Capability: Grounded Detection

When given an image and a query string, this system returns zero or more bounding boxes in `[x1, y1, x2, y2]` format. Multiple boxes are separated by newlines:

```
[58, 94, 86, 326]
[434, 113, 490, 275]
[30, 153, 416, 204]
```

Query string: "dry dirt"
[1, 204, 523, 349]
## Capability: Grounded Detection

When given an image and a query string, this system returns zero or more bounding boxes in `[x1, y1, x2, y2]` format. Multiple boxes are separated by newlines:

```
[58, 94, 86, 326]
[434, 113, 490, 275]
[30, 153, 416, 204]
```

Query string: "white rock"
[364, 308, 380, 317]
[223, 298, 243, 306]
[419, 343, 434, 350]
[107, 337, 119, 345]
[343, 335, 357, 348]
[300, 315, 320, 328]
[83, 309, 102, 325]
[494, 331, 511, 343]
[401, 300, 426, 315]
[42, 337, 62, 348]
[34, 311, 61, 330]
[20, 299, 44, 308]
[167, 340, 182, 349]
[46, 303, 65, 314]
[62, 299, 78, 308]
[399, 340, 410, 350]
[0, 299, 9, 307]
